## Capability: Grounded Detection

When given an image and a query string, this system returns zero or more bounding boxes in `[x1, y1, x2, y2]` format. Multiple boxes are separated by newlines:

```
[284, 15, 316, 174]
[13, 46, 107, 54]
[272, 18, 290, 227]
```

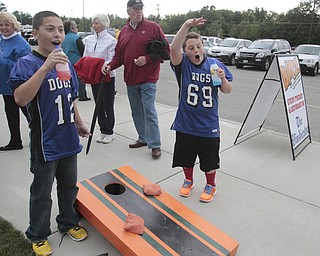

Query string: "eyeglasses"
[133, 6, 143, 11]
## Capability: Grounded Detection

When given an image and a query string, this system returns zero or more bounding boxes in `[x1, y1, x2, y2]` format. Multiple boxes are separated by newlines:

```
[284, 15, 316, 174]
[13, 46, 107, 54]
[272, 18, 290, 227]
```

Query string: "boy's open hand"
[186, 17, 206, 28]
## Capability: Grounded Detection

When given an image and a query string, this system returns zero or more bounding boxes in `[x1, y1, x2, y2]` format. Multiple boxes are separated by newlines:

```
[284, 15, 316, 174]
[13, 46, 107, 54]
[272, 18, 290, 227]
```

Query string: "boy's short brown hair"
[182, 32, 203, 51]
[32, 11, 60, 30]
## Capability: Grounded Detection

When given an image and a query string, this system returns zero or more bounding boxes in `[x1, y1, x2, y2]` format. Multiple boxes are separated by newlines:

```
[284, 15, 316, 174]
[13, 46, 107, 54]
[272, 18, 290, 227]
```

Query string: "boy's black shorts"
[172, 132, 220, 172]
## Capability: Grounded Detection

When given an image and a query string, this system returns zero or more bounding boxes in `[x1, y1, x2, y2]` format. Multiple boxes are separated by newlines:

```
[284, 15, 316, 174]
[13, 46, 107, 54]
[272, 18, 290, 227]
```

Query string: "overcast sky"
[7, 0, 303, 20]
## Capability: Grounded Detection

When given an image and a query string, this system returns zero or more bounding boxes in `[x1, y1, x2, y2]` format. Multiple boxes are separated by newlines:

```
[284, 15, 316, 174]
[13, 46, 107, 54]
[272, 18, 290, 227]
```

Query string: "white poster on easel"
[234, 55, 311, 160]
[234, 58, 281, 137]
[278, 55, 310, 150]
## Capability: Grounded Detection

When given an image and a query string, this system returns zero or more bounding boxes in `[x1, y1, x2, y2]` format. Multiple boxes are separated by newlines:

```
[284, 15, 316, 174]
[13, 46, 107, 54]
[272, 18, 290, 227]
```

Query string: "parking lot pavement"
[1, 91, 320, 255]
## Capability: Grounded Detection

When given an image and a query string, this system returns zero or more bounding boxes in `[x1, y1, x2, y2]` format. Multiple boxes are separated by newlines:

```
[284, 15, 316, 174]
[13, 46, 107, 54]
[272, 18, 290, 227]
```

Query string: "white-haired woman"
[0, 12, 31, 151]
[83, 14, 117, 144]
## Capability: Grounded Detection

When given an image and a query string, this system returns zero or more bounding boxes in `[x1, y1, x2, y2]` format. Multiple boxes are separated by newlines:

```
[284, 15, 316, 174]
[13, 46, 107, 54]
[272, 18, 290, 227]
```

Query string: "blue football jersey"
[9, 51, 82, 162]
[171, 55, 233, 138]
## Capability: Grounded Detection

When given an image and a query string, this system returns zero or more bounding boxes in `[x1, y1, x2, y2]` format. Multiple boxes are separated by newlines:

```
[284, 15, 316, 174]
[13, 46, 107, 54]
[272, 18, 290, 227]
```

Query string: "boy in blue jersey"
[9, 11, 90, 256]
[170, 17, 233, 203]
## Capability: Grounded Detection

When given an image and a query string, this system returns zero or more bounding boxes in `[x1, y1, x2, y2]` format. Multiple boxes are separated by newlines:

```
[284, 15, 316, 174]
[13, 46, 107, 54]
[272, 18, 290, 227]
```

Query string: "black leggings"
[90, 77, 115, 135]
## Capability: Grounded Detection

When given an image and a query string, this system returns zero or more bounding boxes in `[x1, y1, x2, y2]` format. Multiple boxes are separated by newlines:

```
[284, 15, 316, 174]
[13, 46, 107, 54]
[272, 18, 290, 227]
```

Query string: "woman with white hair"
[0, 12, 31, 151]
[83, 14, 117, 144]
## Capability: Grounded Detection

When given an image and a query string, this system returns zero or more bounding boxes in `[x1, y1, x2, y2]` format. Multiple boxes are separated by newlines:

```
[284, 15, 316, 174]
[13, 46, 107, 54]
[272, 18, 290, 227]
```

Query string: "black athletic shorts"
[172, 132, 220, 172]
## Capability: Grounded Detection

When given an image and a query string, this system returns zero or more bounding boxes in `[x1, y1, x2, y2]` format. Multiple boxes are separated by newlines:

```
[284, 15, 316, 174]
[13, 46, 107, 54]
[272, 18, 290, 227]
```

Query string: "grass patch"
[0, 216, 33, 256]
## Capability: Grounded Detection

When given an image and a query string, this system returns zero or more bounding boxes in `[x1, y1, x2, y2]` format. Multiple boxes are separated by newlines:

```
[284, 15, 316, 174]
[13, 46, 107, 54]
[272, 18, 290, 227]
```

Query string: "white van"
[202, 36, 222, 46]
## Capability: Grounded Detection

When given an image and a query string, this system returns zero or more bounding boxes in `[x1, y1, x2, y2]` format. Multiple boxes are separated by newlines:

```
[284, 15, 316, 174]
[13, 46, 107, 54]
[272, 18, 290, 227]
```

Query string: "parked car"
[202, 36, 222, 46]
[293, 44, 320, 76]
[28, 36, 38, 46]
[22, 31, 32, 41]
[203, 41, 216, 55]
[207, 38, 252, 65]
[164, 34, 175, 44]
[235, 39, 291, 70]
[78, 31, 93, 45]
[78, 31, 93, 39]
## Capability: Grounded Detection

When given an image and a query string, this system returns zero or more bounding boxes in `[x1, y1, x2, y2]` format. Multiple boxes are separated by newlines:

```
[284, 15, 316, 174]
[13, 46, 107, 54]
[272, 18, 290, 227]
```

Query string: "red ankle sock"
[205, 171, 216, 186]
[183, 167, 194, 181]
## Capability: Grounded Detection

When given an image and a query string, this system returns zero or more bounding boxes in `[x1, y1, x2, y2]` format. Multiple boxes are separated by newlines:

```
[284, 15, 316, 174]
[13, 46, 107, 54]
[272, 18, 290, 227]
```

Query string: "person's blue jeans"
[25, 153, 79, 242]
[126, 83, 161, 149]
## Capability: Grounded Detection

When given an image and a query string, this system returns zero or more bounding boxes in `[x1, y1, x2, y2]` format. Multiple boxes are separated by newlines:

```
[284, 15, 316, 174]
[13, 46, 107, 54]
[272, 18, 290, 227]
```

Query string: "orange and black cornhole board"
[76, 165, 239, 255]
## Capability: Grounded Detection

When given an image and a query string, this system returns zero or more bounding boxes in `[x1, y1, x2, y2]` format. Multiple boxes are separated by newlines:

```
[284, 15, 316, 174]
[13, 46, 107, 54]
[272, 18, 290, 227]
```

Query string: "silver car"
[208, 38, 252, 65]
[203, 41, 216, 55]
[293, 44, 320, 76]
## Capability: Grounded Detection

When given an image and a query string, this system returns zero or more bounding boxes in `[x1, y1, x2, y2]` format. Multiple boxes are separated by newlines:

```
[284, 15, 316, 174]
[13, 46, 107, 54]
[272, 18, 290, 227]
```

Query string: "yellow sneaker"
[179, 179, 194, 197]
[32, 240, 53, 256]
[67, 225, 88, 241]
[200, 184, 216, 203]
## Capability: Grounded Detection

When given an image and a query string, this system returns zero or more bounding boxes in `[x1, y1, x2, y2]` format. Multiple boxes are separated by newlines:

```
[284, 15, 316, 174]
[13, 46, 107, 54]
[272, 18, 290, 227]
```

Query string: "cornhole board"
[76, 165, 239, 255]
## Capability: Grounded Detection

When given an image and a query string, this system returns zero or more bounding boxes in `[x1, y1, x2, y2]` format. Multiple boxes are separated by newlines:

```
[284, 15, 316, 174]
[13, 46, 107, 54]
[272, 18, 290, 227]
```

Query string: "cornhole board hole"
[76, 165, 239, 255]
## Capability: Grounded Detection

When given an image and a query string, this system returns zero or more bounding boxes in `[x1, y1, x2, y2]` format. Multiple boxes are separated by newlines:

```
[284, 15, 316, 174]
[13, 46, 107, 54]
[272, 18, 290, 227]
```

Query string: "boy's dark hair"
[182, 32, 203, 51]
[32, 11, 60, 30]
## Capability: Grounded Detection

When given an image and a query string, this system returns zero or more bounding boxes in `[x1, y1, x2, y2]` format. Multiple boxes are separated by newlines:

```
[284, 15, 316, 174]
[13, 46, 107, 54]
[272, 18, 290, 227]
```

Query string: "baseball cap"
[127, 0, 144, 8]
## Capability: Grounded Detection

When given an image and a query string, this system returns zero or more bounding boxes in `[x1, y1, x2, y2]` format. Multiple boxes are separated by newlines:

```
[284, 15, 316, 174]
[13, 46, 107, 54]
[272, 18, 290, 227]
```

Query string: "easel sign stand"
[76, 165, 239, 255]
[234, 55, 311, 160]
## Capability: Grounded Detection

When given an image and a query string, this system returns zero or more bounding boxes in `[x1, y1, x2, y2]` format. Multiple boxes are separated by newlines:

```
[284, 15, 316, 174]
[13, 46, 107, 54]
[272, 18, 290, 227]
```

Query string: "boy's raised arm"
[170, 17, 206, 66]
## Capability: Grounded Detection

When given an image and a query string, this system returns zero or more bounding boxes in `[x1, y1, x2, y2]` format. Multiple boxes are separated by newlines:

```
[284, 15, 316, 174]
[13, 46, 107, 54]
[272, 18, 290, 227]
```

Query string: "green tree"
[109, 15, 127, 30]
[12, 10, 32, 25]
[280, 1, 320, 45]
[6, 1, 320, 45]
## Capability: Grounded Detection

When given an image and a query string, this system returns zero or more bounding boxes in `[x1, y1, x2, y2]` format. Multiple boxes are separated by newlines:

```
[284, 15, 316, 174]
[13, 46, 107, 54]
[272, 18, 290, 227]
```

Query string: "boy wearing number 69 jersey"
[9, 11, 90, 256]
[170, 17, 233, 203]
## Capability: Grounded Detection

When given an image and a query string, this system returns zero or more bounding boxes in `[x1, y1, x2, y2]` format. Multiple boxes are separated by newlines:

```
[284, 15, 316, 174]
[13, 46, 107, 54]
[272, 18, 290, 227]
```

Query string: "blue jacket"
[0, 33, 31, 95]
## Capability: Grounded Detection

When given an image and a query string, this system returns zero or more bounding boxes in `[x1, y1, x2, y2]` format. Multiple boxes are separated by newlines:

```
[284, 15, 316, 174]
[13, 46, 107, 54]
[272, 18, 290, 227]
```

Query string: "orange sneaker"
[199, 184, 216, 203]
[179, 179, 194, 197]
